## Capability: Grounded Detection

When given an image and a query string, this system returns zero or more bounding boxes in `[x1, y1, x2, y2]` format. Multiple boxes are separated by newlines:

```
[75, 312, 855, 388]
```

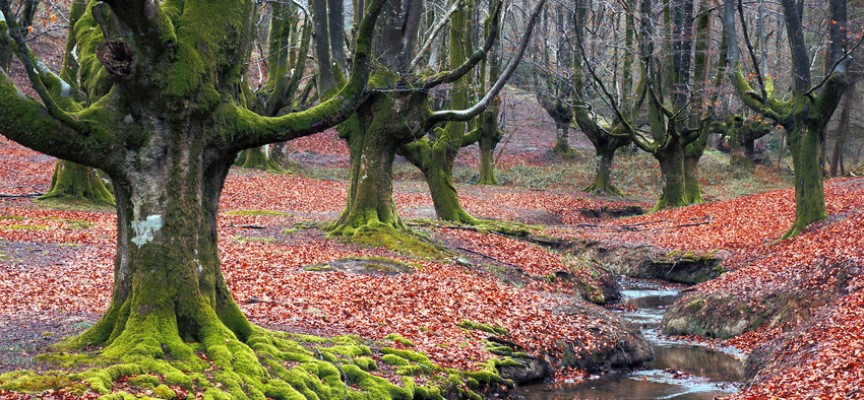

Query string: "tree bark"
[237, 145, 286, 172]
[477, 110, 500, 185]
[553, 121, 576, 157]
[585, 146, 621, 195]
[784, 121, 826, 238]
[654, 137, 687, 210]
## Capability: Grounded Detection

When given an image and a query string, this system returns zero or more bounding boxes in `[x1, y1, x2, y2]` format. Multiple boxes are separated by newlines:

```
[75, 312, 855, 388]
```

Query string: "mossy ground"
[0, 328, 515, 399]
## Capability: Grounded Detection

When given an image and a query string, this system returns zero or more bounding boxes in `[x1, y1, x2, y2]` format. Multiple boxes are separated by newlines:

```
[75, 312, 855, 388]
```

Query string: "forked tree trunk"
[329, 96, 408, 239]
[40, 160, 114, 206]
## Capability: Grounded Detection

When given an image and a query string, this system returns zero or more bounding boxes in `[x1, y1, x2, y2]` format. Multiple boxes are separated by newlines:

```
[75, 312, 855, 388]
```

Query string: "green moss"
[457, 320, 508, 336]
[380, 354, 410, 366]
[384, 333, 415, 347]
[381, 348, 433, 368]
[0, 370, 78, 392]
[352, 357, 378, 371]
[233, 235, 276, 244]
[328, 221, 443, 259]
[395, 365, 424, 376]
[2, 224, 49, 231]
[318, 344, 372, 359]
[152, 384, 176, 399]
[224, 209, 292, 217]
[128, 374, 161, 389]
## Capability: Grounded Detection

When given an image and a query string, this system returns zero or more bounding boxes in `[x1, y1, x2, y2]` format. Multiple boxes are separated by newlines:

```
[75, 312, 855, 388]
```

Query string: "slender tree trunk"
[478, 112, 499, 185]
[39, 160, 114, 206]
[311, 0, 335, 94]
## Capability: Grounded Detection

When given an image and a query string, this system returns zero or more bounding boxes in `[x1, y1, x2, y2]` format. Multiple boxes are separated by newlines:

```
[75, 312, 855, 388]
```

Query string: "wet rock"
[499, 355, 554, 385]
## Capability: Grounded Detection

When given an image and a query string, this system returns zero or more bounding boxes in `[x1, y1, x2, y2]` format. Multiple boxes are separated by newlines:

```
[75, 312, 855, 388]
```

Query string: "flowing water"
[514, 279, 744, 400]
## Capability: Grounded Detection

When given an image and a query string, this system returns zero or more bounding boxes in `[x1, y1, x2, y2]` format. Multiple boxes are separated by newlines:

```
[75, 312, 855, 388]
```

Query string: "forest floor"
[0, 87, 860, 398]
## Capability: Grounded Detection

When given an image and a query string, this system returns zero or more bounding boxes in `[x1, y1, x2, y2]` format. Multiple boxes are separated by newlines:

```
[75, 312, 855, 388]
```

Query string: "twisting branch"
[422, 0, 545, 129]
[421, 0, 503, 89]
[230, 0, 386, 150]
[805, 33, 864, 97]
[0, 4, 89, 133]
[575, 36, 649, 149]
[737, 0, 767, 101]
[410, 0, 463, 70]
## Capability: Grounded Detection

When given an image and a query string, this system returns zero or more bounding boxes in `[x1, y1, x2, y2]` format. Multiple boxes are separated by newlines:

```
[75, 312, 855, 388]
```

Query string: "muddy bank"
[662, 260, 862, 339]
[533, 237, 726, 285]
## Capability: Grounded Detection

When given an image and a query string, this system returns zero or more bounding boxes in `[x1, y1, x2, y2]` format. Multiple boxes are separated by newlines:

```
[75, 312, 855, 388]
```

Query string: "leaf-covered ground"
[0, 89, 860, 397]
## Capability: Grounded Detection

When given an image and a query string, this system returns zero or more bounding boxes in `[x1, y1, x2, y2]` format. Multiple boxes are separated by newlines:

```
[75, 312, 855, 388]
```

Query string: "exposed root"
[1, 321, 513, 399]
[327, 211, 442, 258]
[583, 182, 624, 197]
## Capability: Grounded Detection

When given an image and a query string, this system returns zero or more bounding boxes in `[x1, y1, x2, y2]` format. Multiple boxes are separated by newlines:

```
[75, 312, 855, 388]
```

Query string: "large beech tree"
[0, 0, 389, 396]
[571, 0, 632, 195]
[724, 0, 853, 237]
[328, 0, 544, 241]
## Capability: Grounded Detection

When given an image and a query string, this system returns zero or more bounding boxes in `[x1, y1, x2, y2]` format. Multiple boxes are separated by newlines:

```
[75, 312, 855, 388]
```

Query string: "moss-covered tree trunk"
[553, 121, 576, 157]
[585, 145, 621, 195]
[72, 142, 254, 358]
[727, 120, 754, 172]
[683, 152, 703, 204]
[0, 0, 387, 393]
[40, 160, 114, 205]
[783, 119, 827, 238]
[398, 0, 479, 225]
[654, 137, 687, 210]
[477, 110, 500, 185]
[237, 145, 285, 172]
[329, 94, 417, 243]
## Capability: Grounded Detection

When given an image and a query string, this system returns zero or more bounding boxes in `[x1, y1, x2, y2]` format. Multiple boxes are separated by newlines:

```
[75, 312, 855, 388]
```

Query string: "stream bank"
[513, 278, 744, 399]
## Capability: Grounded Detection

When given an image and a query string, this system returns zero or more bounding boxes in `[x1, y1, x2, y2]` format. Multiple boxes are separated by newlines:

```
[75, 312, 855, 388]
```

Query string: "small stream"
[515, 279, 744, 400]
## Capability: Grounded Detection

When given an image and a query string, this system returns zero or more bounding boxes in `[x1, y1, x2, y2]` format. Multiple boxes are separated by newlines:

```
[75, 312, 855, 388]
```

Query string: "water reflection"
[514, 280, 743, 400]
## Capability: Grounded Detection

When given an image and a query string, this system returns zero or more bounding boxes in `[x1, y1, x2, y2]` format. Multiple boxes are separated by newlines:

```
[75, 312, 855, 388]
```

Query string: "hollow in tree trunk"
[39, 160, 114, 206]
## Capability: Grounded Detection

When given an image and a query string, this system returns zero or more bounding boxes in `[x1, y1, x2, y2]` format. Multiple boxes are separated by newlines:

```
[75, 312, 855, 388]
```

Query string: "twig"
[0, 193, 43, 198]
[456, 246, 524, 271]
[237, 224, 267, 230]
